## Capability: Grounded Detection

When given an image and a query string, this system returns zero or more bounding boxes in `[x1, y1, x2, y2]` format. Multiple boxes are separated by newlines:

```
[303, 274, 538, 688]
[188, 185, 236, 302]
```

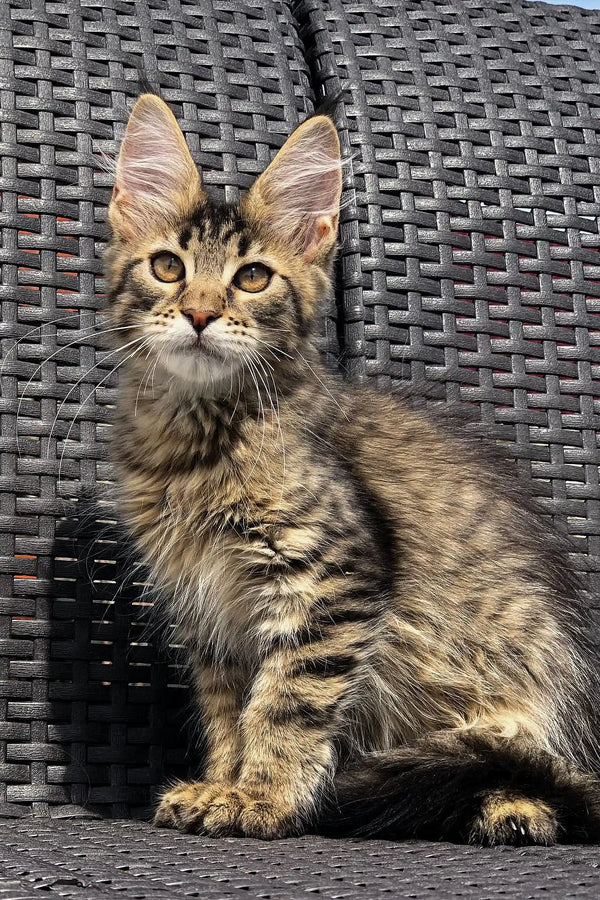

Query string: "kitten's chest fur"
[114, 382, 316, 662]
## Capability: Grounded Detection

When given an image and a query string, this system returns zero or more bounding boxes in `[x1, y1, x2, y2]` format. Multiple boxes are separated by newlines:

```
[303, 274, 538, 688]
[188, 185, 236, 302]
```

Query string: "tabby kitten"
[105, 94, 600, 845]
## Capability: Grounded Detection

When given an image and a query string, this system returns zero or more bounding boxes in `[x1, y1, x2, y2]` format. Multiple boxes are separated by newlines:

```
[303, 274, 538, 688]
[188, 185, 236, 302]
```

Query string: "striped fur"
[105, 95, 600, 844]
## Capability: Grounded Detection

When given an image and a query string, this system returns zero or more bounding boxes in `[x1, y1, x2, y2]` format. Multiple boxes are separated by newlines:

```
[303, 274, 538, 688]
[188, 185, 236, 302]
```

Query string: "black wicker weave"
[0, 821, 599, 899]
[297, 0, 600, 588]
[1, 0, 600, 894]
[0, 0, 320, 821]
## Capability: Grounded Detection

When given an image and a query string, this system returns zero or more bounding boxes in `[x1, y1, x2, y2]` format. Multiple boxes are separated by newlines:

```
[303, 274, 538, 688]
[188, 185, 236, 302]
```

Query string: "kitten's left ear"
[246, 115, 342, 264]
[109, 94, 202, 241]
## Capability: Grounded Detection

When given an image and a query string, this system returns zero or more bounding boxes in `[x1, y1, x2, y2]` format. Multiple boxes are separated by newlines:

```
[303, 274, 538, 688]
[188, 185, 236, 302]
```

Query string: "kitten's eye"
[233, 263, 272, 293]
[151, 252, 185, 283]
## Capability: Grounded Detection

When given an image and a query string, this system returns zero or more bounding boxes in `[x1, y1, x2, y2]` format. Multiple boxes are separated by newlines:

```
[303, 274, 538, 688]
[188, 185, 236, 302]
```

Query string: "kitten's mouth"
[179, 334, 224, 361]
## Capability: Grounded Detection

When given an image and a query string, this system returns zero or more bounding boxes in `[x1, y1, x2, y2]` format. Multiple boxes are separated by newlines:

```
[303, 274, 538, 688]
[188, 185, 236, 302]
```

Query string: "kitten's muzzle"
[181, 309, 220, 334]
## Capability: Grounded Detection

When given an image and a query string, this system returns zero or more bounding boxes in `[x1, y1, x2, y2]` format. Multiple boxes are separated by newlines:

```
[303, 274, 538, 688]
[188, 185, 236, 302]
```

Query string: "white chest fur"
[140, 493, 319, 666]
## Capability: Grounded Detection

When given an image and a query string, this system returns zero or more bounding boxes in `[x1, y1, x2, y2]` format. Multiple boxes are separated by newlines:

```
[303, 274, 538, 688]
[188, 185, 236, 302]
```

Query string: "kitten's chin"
[159, 350, 242, 397]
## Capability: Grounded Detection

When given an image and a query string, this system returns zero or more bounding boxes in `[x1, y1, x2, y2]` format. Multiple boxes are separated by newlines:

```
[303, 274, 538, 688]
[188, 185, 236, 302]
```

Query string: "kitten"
[105, 93, 600, 845]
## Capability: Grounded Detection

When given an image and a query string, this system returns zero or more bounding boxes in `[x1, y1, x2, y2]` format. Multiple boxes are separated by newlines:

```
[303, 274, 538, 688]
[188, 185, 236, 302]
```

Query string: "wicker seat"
[0, 0, 598, 895]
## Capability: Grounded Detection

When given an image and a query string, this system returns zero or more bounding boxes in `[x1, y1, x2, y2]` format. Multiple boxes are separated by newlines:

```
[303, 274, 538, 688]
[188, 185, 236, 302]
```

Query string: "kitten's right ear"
[109, 94, 202, 241]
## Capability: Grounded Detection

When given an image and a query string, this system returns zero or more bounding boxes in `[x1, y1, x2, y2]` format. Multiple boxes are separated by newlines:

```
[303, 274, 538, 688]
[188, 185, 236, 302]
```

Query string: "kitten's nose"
[181, 309, 219, 334]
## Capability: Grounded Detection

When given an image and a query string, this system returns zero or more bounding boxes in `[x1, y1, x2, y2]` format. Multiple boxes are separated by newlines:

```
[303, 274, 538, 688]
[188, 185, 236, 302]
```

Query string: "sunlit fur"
[106, 95, 600, 845]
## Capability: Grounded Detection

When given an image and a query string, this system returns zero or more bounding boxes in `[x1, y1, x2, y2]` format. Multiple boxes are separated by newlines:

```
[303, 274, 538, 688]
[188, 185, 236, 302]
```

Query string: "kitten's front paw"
[238, 797, 299, 840]
[154, 781, 242, 835]
[154, 781, 299, 839]
[154, 781, 206, 830]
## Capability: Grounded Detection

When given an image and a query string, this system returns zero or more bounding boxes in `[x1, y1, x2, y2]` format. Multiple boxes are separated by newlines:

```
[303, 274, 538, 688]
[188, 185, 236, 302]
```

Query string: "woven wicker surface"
[0, 820, 598, 899]
[297, 0, 600, 586]
[0, 0, 317, 819]
[1, 0, 600, 831]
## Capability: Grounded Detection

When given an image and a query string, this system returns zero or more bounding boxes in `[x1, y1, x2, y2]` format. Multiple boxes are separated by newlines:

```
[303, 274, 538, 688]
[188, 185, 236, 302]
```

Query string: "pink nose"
[182, 309, 219, 333]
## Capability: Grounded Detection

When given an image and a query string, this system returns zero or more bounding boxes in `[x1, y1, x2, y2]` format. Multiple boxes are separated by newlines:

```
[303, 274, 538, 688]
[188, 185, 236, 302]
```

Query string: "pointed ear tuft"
[109, 94, 201, 241]
[246, 116, 342, 264]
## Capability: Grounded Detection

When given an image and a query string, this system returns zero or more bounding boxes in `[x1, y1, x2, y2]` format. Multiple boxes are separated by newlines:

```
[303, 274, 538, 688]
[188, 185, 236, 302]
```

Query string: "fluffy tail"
[318, 734, 600, 845]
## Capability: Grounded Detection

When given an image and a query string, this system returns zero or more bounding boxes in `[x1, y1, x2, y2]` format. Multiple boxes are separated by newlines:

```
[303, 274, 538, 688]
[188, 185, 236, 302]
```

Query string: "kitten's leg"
[154, 662, 245, 831]
[193, 640, 362, 839]
[233, 647, 358, 839]
[195, 662, 245, 783]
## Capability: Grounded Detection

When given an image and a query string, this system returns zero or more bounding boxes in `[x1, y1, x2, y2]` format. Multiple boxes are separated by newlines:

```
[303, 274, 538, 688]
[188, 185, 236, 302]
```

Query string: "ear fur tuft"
[246, 115, 342, 263]
[109, 94, 201, 241]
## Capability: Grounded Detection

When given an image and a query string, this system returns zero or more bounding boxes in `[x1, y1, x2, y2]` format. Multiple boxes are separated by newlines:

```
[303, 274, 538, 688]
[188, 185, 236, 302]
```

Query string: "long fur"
[104, 95, 600, 844]
[318, 734, 600, 844]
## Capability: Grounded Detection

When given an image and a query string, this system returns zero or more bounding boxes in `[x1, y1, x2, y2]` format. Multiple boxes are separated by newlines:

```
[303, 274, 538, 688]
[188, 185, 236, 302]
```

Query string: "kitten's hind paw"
[470, 791, 558, 846]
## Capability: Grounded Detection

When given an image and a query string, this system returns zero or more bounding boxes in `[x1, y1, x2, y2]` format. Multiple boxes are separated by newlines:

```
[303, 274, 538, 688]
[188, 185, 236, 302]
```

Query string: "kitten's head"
[105, 94, 341, 394]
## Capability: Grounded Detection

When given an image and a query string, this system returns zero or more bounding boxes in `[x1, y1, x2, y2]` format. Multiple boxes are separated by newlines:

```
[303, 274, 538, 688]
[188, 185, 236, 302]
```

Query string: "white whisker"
[57, 338, 152, 490]
[48, 334, 149, 455]
[15, 324, 141, 456]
